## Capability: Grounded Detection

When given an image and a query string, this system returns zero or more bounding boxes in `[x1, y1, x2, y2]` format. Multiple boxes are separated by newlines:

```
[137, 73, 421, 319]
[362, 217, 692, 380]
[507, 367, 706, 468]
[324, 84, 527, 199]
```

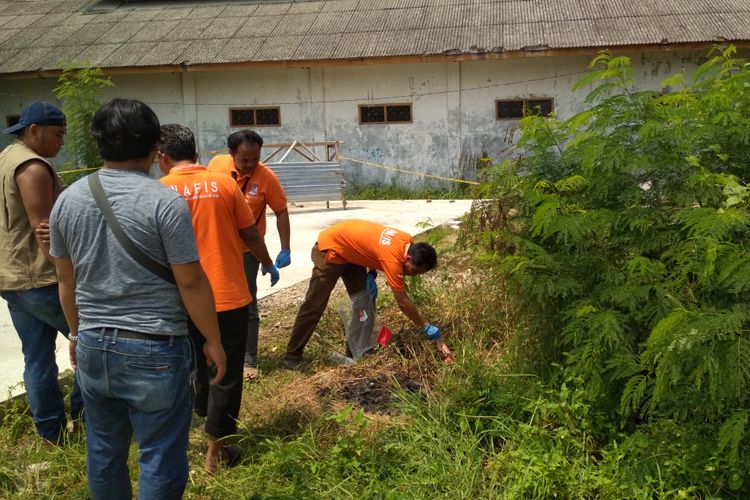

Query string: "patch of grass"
[345, 182, 474, 200]
[2, 226, 716, 498]
[0, 375, 89, 499]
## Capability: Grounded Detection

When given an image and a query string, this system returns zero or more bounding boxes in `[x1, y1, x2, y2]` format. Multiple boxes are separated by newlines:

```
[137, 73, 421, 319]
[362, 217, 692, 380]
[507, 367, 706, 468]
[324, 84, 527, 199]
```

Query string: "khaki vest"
[0, 140, 58, 290]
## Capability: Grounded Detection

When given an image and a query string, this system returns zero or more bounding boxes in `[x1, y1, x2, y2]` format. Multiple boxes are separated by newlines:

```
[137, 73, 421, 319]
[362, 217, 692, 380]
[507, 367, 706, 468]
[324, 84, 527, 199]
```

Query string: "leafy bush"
[476, 45, 750, 494]
[54, 63, 113, 181]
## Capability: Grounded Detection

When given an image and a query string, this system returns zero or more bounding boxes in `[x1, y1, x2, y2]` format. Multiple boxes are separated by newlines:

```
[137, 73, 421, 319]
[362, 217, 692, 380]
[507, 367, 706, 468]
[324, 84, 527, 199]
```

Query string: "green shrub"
[54, 63, 113, 182]
[474, 45, 750, 495]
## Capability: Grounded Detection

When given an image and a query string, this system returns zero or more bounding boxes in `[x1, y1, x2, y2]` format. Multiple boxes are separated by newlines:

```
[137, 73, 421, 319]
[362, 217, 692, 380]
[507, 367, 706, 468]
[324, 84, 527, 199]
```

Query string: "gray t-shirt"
[50, 168, 199, 335]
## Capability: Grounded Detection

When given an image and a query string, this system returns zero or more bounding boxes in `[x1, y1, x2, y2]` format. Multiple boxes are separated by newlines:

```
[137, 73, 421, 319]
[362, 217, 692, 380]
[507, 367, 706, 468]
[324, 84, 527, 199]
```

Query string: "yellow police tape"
[338, 155, 480, 186]
[57, 149, 227, 175]
[57, 149, 228, 176]
[58, 166, 98, 175]
[58, 151, 481, 187]
[198, 148, 227, 157]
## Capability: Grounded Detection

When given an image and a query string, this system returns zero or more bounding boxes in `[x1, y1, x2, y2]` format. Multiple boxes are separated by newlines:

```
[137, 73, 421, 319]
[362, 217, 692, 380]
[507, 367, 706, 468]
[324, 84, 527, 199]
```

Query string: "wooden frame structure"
[262, 140, 346, 209]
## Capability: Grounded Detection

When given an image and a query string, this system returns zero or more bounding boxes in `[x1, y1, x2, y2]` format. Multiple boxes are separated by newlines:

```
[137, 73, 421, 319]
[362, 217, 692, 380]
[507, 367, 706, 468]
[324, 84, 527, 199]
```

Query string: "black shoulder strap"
[254, 205, 266, 227]
[238, 176, 266, 226]
[88, 171, 176, 284]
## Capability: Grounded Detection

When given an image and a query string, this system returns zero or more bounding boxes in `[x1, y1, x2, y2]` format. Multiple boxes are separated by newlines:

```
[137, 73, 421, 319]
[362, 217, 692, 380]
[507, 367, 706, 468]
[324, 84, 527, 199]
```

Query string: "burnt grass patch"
[321, 370, 424, 415]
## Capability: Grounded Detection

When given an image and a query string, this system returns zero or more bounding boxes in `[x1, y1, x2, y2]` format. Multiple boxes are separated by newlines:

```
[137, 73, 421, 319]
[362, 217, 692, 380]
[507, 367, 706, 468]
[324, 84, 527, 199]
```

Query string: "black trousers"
[243, 251, 260, 360]
[189, 305, 249, 438]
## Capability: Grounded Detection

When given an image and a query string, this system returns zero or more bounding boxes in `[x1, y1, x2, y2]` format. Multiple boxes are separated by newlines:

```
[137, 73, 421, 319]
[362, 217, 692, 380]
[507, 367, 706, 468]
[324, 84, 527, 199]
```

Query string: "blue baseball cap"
[2, 101, 66, 134]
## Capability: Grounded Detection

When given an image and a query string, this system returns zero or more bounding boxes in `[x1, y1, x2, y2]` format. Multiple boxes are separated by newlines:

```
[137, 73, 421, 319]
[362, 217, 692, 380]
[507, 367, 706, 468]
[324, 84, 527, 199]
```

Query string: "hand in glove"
[275, 249, 291, 268]
[422, 323, 441, 341]
[261, 263, 280, 287]
[366, 270, 378, 302]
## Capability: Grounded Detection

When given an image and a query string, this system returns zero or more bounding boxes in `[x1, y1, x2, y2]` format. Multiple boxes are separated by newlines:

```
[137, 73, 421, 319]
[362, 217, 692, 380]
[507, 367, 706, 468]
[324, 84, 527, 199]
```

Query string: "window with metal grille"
[496, 98, 554, 119]
[229, 107, 281, 127]
[6, 115, 19, 129]
[255, 108, 280, 126]
[359, 104, 412, 124]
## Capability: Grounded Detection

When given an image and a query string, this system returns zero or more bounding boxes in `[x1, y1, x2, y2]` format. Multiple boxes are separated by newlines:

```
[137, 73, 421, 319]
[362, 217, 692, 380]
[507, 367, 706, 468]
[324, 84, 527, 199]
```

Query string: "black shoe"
[282, 358, 301, 370]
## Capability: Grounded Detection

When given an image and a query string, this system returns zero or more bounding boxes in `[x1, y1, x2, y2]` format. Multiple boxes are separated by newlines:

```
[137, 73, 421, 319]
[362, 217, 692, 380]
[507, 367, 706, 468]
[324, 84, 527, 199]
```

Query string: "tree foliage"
[53, 63, 113, 179]
[477, 46, 750, 494]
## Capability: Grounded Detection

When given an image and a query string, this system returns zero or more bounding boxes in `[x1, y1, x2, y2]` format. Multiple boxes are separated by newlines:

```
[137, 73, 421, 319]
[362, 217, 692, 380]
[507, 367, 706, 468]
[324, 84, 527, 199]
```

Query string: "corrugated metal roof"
[74, 43, 120, 67]
[253, 35, 306, 61]
[288, 1, 326, 15]
[199, 16, 245, 40]
[138, 39, 191, 66]
[221, 3, 259, 18]
[215, 37, 261, 63]
[311, 10, 354, 34]
[177, 38, 229, 64]
[0, 0, 747, 76]
[101, 41, 154, 67]
[129, 19, 180, 42]
[294, 33, 343, 59]
[0, 46, 50, 73]
[235, 15, 282, 37]
[164, 17, 210, 41]
[320, 0, 359, 13]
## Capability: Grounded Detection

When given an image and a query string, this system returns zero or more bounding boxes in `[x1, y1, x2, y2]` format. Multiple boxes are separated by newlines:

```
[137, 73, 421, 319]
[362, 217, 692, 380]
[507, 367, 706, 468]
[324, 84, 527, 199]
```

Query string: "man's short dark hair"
[227, 129, 263, 153]
[408, 242, 437, 271]
[91, 98, 160, 162]
[159, 124, 196, 162]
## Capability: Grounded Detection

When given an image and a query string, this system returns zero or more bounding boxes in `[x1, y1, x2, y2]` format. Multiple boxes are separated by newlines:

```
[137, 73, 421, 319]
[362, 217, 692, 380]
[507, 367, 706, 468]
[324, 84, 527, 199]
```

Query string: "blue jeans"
[1, 284, 84, 441]
[76, 328, 194, 500]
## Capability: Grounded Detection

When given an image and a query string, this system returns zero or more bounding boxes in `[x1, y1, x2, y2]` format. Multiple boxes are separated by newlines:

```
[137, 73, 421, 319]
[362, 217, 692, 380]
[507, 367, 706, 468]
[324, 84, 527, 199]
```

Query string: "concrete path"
[0, 199, 472, 400]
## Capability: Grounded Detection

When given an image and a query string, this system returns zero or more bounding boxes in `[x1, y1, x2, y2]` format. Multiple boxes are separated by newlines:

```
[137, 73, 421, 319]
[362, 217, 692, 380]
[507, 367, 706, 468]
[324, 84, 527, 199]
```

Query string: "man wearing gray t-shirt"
[50, 99, 226, 500]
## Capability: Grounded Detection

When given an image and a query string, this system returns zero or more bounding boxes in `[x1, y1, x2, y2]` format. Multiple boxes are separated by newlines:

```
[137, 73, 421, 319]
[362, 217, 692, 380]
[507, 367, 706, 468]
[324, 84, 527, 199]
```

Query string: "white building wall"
[322, 62, 460, 186]
[0, 79, 59, 151]
[0, 50, 714, 186]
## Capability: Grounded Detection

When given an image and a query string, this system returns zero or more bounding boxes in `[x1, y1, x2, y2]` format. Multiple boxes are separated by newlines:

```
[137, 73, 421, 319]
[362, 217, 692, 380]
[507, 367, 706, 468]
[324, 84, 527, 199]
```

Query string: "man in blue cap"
[0, 100, 83, 444]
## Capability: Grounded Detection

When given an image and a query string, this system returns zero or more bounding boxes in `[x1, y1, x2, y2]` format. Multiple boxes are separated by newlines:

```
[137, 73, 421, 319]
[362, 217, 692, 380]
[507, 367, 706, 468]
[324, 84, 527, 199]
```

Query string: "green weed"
[345, 182, 473, 200]
[469, 45, 750, 496]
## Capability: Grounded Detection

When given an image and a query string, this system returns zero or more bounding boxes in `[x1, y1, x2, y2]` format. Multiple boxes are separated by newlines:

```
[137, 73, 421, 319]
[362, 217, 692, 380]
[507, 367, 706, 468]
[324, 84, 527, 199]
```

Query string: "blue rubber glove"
[275, 249, 291, 268]
[261, 263, 280, 287]
[366, 270, 378, 302]
[422, 323, 441, 341]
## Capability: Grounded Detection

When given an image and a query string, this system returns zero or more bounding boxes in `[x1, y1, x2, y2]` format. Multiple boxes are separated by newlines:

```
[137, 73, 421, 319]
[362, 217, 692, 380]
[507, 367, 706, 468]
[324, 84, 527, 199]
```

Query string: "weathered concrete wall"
[191, 66, 328, 156]
[0, 79, 59, 153]
[322, 62, 460, 187]
[0, 49, 731, 187]
[0, 72, 184, 167]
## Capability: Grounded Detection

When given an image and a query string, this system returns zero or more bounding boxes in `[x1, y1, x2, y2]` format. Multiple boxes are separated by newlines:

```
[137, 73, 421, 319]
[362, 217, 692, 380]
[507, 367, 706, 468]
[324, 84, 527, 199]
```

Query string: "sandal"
[221, 443, 243, 467]
[243, 364, 258, 382]
[206, 443, 243, 473]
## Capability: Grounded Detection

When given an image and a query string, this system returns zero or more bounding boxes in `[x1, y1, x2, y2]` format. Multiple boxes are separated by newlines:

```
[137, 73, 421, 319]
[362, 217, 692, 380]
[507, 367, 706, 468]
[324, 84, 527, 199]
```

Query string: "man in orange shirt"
[208, 130, 290, 381]
[158, 124, 279, 472]
[283, 219, 453, 369]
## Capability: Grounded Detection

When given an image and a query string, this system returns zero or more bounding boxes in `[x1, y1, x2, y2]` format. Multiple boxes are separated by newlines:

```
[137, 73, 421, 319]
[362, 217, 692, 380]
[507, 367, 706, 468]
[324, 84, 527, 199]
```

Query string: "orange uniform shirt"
[207, 155, 287, 238]
[160, 164, 254, 312]
[317, 219, 413, 292]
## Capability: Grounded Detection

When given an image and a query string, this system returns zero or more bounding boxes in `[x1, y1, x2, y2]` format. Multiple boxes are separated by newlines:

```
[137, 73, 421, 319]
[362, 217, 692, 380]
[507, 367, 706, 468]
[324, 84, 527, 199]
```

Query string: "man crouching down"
[283, 219, 454, 369]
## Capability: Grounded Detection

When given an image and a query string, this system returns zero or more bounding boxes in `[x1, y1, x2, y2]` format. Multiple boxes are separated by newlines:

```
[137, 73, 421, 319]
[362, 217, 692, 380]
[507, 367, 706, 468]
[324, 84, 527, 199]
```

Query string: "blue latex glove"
[366, 270, 378, 302]
[422, 323, 441, 341]
[275, 249, 291, 268]
[261, 263, 280, 287]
